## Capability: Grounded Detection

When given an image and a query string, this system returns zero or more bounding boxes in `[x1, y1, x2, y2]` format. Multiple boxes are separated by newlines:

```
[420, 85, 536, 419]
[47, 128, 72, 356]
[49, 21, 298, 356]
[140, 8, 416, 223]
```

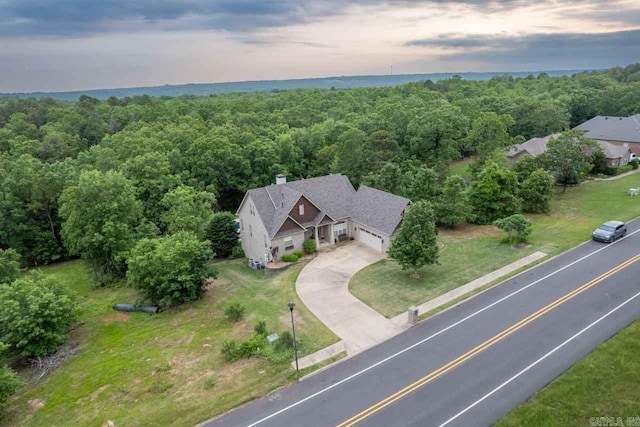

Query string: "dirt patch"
[439, 223, 499, 239]
[278, 312, 306, 330]
[90, 385, 110, 401]
[28, 399, 44, 412]
[203, 278, 228, 303]
[102, 312, 131, 324]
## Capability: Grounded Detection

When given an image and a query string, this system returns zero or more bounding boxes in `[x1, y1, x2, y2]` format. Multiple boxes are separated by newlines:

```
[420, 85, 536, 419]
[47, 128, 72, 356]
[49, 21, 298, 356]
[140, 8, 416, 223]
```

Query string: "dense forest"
[2, 63, 640, 270]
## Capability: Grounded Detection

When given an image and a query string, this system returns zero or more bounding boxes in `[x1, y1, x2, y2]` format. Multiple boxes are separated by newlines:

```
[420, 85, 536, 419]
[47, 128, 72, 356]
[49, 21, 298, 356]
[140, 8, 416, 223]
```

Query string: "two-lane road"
[203, 219, 640, 427]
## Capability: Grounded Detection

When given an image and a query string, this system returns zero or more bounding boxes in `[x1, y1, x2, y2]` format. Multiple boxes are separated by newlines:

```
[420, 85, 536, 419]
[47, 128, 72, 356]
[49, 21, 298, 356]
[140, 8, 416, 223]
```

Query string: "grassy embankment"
[496, 317, 640, 427]
[3, 259, 338, 427]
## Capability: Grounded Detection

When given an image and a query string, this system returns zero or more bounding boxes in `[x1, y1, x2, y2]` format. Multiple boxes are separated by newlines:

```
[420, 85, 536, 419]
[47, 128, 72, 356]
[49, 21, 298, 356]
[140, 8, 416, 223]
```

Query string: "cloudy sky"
[0, 0, 639, 93]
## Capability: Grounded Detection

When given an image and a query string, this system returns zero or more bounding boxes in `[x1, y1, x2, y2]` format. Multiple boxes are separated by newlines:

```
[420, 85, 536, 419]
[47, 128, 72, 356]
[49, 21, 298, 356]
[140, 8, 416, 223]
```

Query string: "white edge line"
[244, 228, 640, 427]
[439, 288, 640, 427]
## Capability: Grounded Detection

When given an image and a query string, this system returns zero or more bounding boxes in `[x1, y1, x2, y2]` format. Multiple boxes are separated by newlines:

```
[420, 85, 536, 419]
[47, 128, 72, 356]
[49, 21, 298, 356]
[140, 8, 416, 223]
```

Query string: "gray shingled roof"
[596, 140, 632, 159]
[508, 133, 559, 158]
[244, 174, 356, 238]
[350, 185, 410, 236]
[574, 115, 640, 143]
[242, 174, 409, 238]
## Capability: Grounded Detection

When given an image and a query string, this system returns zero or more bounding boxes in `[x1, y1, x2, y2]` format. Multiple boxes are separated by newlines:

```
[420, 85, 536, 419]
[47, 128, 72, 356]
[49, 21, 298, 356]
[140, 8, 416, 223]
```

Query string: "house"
[595, 140, 633, 167]
[236, 174, 410, 262]
[507, 133, 559, 162]
[574, 114, 640, 158]
[507, 133, 633, 166]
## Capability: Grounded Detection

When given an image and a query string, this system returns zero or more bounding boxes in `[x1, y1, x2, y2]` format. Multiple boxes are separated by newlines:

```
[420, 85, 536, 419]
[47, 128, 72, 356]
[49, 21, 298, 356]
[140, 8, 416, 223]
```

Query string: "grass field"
[350, 173, 640, 318]
[3, 259, 337, 427]
[496, 318, 640, 427]
[350, 228, 536, 317]
[448, 157, 473, 177]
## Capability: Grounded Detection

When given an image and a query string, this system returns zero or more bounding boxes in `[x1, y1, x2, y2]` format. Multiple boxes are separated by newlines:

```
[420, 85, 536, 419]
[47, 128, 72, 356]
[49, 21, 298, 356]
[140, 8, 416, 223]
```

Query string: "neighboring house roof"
[239, 174, 410, 238]
[351, 185, 411, 236]
[574, 115, 640, 143]
[507, 133, 633, 161]
[595, 140, 632, 160]
[507, 134, 559, 158]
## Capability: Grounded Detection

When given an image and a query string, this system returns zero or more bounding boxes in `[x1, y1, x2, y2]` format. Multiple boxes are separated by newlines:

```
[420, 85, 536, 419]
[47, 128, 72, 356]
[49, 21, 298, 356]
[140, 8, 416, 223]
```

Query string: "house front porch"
[306, 220, 350, 250]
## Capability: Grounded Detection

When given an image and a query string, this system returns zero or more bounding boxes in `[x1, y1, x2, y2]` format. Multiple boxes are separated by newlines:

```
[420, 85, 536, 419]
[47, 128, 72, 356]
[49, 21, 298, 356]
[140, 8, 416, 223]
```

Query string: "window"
[264, 234, 268, 248]
[284, 237, 294, 250]
[249, 225, 252, 237]
[298, 204, 305, 216]
[334, 222, 347, 238]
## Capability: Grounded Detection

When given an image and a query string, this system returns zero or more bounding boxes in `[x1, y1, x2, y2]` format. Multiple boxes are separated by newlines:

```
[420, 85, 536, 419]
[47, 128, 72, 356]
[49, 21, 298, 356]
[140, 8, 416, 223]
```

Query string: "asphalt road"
[203, 219, 640, 427]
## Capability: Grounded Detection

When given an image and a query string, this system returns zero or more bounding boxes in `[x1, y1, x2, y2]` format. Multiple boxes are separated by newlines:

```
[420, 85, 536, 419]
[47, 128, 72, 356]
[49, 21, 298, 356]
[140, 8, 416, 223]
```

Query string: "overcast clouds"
[0, 0, 639, 92]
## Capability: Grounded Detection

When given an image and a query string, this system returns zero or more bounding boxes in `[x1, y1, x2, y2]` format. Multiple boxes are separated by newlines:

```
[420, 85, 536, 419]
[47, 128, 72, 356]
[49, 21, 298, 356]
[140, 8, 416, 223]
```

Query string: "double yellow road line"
[337, 252, 640, 427]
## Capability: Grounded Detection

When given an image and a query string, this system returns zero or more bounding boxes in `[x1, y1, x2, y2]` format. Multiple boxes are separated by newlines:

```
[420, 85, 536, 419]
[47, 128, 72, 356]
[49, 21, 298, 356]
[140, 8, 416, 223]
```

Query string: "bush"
[293, 250, 303, 259]
[281, 254, 299, 263]
[494, 214, 532, 244]
[237, 335, 265, 358]
[619, 164, 634, 174]
[630, 159, 639, 170]
[221, 334, 266, 362]
[127, 232, 213, 307]
[229, 244, 245, 260]
[605, 166, 618, 176]
[205, 212, 239, 259]
[277, 330, 294, 351]
[303, 239, 316, 254]
[0, 272, 79, 357]
[254, 320, 267, 336]
[221, 339, 239, 362]
[0, 364, 22, 417]
[225, 302, 245, 322]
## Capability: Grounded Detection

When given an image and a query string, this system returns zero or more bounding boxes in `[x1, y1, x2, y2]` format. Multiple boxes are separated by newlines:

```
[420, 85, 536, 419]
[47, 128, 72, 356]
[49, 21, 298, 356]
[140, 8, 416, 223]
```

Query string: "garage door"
[358, 227, 383, 252]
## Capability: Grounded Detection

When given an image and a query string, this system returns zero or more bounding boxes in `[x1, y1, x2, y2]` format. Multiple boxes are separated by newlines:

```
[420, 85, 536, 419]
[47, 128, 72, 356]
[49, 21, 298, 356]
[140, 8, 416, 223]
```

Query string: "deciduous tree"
[127, 232, 214, 307]
[0, 272, 79, 357]
[389, 201, 439, 277]
[59, 170, 142, 280]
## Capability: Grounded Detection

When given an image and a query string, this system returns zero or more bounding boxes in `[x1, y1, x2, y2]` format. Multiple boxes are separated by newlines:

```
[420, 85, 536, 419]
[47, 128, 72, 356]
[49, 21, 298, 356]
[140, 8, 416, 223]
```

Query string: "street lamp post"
[288, 302, 299, 372]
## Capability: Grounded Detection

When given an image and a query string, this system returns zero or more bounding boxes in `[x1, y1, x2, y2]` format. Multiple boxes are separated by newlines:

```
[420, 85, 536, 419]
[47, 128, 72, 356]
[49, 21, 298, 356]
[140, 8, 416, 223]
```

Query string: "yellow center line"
[337, 252, 640, 427]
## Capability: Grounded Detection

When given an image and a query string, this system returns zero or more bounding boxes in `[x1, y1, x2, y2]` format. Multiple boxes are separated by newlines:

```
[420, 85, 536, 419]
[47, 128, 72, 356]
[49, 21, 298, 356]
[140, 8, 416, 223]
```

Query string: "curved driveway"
[296, 243, 406, 354]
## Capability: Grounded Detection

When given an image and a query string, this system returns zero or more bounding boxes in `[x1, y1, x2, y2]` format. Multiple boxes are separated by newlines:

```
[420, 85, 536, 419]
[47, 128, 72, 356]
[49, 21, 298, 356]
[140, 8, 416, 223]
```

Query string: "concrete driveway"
[296, 243, 407, 354]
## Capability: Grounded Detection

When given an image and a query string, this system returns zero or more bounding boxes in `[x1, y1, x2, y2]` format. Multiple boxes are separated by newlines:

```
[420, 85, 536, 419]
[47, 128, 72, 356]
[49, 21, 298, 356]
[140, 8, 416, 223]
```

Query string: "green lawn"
[448, 157, 474, 177]
[3, 259, 337, 427]
[350, 174, 640, 318]
[350, 230, 536, 318]
[497, 318, 640, 427]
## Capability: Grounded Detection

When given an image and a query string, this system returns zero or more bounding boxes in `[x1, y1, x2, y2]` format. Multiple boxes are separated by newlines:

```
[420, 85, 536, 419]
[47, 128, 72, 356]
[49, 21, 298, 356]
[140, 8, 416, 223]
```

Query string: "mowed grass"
[448, 156, 473, 177]
[530, 174, 640, 254]
[496, 318, 640, 427]
[350, 227, 536, 318]
[350, 173, 640, 318]
[3, 259, 337, 427]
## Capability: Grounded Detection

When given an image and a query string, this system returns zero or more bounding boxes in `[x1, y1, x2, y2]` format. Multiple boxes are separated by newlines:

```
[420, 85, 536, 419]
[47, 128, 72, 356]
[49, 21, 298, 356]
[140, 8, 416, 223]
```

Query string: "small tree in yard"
[205, 212, 238, 259]
[127, 231, 214, 307]
[435, 175, 469, 228]
[468, 161, 521, 224]
[494, 214, 532, 244]
[519, 169, 555, 214]
[0, 249, 20, 284]
[543, 130, 598, 191]
[389, 201, 439, 278]
[0, 272, 79, 357]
